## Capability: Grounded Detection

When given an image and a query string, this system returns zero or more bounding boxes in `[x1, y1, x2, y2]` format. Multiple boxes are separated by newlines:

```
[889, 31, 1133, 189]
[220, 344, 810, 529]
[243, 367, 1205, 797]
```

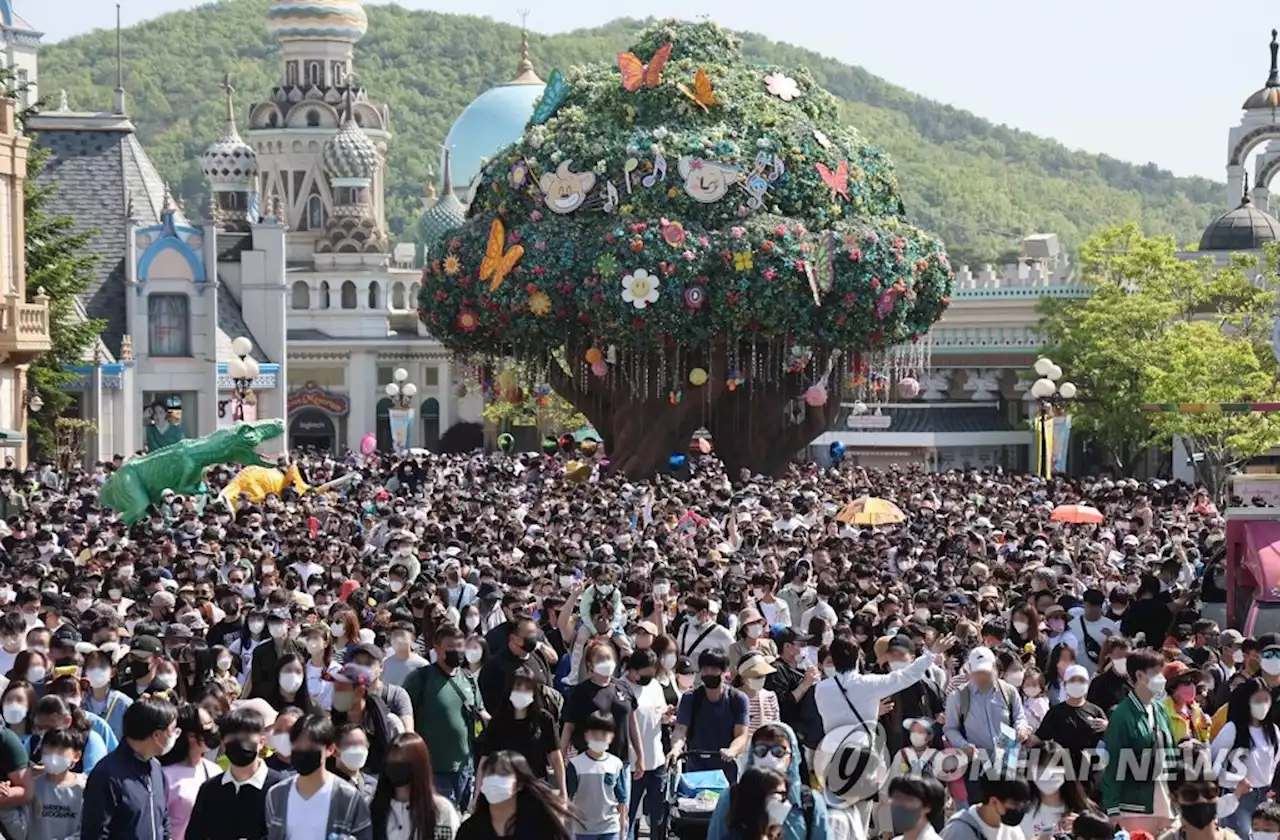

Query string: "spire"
[341, 81, 357, 125]
[1269, 29, 1279, 87]
[440, 146, 455, 196]
[162, 183, 179, 216]
[222, 73, 236, 126]
[113, 4, 126, 115]
[508, 10, 543, 85]
[1244, 172, 1254, 205]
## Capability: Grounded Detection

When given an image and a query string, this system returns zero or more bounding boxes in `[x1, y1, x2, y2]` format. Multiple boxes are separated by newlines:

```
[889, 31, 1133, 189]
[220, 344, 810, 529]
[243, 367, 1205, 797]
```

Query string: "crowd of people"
[0, 447, 1265, 840]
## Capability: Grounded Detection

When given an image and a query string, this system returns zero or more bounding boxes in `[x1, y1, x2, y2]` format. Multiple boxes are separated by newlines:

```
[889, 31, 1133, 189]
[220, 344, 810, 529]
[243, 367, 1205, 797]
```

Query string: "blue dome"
[443, 81, 545, 195]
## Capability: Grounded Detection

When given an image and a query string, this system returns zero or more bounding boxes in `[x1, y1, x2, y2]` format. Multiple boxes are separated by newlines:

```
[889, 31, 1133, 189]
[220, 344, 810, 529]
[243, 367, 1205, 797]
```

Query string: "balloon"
[497, 433, 515, 454]
[359, 433, 377, 455]
[897, 377, 920, 399]
[689, 367, 708, 387]
[829, 441, 846, 462]
[559, 433, 576, 453]
[585, 348, 603, 365]
[669, 452, 687, 471]
[541, 436, 559, 455]
[591, 360, 608, 378]
[580, 439, 599, 456]
[804, 385, 828, 406]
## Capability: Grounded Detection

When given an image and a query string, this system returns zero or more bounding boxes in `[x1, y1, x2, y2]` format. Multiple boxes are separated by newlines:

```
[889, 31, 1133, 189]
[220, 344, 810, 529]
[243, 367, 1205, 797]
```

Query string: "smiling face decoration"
[677, 156, 741, 203]
[539, 160, 597, 214]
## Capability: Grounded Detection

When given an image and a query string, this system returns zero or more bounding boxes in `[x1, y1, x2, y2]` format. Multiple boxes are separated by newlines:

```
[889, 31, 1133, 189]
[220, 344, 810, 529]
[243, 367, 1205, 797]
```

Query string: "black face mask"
[1179, 802, 1216, 830]
[702, 674, 723, 689]
[224, 739, 258, 767]
[384, 760, 413, 787]
[520, 636, 537, 654]
[291, 747, 323, 776]
[443, 650, 465, 669]
[201, 728, 222, 750]
[637, 675, 654, 686]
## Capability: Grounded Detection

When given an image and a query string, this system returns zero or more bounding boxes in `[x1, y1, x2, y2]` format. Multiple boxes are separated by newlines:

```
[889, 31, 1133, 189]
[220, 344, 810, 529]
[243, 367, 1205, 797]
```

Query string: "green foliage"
[1039, 224, 1280, 484]
[35, 1, 1222, 260]
[421, 20, 949, 355]
[481, 363, 587, 434]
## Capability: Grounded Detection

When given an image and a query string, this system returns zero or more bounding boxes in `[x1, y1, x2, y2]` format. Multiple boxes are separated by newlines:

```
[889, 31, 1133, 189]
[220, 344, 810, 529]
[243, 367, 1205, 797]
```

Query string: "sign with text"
[844, 413, 892, 430]
[287, 386, 349, 416]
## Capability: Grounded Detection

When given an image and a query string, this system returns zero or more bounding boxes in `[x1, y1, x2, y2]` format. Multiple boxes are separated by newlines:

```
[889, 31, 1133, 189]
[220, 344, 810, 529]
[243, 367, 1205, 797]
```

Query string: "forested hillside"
[36, 0, 1223, 262]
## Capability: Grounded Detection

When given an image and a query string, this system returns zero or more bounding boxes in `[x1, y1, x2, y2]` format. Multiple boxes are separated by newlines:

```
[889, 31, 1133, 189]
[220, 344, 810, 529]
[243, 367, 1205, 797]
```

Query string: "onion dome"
[442, 29, 545, 194]
[1199, 179, 1280, 251]
[418, 147, 468, 250]
[323, 98, 379, 185]
[202, 75, 258, 192]
[267, 0, 367, 43]
[1244, 30, 1280, 110]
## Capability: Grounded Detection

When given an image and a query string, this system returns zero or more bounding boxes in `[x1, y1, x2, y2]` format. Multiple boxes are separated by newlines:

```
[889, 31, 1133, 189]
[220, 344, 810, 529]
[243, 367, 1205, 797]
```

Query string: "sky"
[27, 0, 1280, 182]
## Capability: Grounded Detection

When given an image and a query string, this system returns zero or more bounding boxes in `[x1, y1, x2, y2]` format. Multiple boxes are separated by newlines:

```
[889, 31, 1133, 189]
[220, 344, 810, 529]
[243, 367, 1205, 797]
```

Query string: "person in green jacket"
[1101, 648, 1178, 836]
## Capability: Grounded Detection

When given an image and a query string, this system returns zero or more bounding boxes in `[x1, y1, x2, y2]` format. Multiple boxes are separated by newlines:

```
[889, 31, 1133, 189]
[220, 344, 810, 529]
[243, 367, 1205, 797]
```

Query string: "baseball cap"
[350, 642, 383, 662]
[131, 635, 163, 657]
[772, 626, 811, 647]
[331, 663, 374, 686]
[967, 646, 996, 674]
[1221, 629, 1245, 645]
[1064, 664, 1089, 683]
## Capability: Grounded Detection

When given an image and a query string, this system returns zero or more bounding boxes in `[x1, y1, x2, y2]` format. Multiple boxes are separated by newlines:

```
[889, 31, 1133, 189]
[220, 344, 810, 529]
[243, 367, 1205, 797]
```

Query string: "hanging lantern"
[541, 436, 558, 455]
[559, 433, 576, 453]
[669, 452, 687, 471]
[591, 360, 608, 378]
[580, 439, 599, 457]
[689, 367, 708, 387]
[829, 441, 846, 462]
[585, 347, 604, 365]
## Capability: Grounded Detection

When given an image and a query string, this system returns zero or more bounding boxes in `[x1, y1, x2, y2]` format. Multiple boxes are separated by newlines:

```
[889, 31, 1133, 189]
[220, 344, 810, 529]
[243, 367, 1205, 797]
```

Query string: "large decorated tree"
[420, 20, 953, 476]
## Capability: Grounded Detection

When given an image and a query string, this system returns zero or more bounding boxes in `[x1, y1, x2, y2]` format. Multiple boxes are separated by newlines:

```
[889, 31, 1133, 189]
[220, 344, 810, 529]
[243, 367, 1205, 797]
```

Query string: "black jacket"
[82, 744, 171, 840]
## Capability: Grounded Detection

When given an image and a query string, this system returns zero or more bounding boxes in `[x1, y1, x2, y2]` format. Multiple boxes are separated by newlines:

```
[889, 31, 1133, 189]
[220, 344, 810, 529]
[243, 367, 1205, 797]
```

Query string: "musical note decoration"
[601, 181, 620, 214]
[642, 152, 668, 188]
[739, 152, 785, 210]
[623, 158, 640, 194]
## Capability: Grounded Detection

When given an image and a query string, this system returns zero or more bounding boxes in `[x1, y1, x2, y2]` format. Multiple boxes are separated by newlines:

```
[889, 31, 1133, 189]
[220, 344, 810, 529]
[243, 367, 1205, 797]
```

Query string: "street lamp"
[227, 336, 260, 422]
[1030, 357, 1078, 476]
[23, 391, 42, 414]
[385, 367, 417, 408]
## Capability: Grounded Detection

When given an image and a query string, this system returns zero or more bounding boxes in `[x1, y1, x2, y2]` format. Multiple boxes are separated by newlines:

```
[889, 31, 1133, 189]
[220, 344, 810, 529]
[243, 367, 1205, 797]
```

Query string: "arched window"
[332, 62, 346, 85]
[319, 281, 331, 309]
[340, 281, 357, 310]
[367, 281, 381, 309]
[306, 61, 322, 86]
[306, 195, 324, 230]
[147, 293, 190, 357]
[290, 281, 311, 310]
[286, 62, 299, 86]
[409, 282, 420, 304]
[306, 109, 321, 128]
[391, 282, 406, 309]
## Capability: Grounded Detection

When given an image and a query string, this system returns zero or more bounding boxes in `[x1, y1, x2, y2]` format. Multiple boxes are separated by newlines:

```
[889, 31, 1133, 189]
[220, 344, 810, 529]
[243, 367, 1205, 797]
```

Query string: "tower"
[318, 91, 386, 254]
[247, 0, 390, 262]
[201, 74, 259, 232]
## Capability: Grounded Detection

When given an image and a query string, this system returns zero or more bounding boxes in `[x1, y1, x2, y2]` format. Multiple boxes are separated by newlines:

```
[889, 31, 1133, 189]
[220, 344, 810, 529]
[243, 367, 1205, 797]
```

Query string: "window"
[391, 282, 406, 309]
[423, 367, 440, 388]
[306, 109, 321, 128]
[332, 62, 346, 85]
[290, 281, 311, 310]
[305, 194, 324, 230]
[147, 293, 190, 357]
[377, 367, 396, 387]
[306, 61, 323, 86]
[14, 70, 27, 107]
[286, 62, 298, 86]
[367, 281, 380, 309]
[319, 281, 331, 309]
[287, 366, 345, 389]
[340, 281, 357, 310]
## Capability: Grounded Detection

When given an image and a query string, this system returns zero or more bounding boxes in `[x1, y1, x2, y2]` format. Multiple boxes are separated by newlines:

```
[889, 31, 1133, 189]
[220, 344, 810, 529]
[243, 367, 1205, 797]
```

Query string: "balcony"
[0, 290, 51, 362]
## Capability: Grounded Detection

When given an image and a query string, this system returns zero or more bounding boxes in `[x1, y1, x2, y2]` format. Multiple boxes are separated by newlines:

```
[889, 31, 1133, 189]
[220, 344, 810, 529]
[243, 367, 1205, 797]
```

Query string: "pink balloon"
[897, 377, 920, 399]
[590, 360, 608, 378]
[359, 433, 377, 455]
[803, 385, 828, 407]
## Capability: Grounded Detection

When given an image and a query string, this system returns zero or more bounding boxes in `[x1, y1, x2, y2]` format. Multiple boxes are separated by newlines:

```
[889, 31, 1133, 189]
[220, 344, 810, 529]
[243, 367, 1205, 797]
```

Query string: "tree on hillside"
[419, 20, 952, 476]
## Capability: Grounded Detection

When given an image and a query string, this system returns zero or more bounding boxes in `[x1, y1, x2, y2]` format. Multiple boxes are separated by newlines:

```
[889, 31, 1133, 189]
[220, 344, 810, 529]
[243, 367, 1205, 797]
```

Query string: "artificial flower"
[763, 72, 801, 102]
[733, 251, 754, 271]
[596, 254, 619, 276]
[528, 291, 552, 316]
[443, 255, 461, 276]
[456, 310, 479, 332]
[621, 269, 660, 309]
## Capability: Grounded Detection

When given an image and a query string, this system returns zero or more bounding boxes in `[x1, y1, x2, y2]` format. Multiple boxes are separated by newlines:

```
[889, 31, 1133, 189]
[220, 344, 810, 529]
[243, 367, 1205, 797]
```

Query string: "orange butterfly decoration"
[618, 42, 673, 92]
[479, 219, 524, 293]
[677, 68, 719, 112]
[815, 160, 850, 201]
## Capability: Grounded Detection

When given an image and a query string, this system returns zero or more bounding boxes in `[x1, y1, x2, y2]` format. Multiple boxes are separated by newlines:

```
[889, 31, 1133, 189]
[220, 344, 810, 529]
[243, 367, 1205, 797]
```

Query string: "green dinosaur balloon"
[100, 419, 285, 525]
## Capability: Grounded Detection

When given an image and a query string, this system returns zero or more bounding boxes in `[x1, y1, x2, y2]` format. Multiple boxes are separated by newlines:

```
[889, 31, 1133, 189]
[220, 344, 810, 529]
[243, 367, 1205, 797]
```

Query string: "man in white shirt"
[815, 633, 938, 736]
[750, 573, 791, 627]
[1069, 589, 1120, 677]
[677, 596, 734, 663]
[264, 713, 372, 840]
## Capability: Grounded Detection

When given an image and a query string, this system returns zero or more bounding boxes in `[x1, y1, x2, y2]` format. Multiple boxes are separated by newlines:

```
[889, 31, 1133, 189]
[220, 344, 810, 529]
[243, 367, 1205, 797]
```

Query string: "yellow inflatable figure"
[219, 464, 310, 511]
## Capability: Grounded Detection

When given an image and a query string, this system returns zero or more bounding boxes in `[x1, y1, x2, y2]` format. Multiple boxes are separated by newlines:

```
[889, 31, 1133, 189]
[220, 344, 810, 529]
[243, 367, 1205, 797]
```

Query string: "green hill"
[36, 0, 1223, 263]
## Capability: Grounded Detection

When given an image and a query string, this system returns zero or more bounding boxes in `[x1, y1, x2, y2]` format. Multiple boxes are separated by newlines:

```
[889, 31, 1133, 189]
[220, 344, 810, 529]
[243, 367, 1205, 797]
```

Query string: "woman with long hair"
[328, 604, 361, 664]
[230, 607, 269, 684]
[1, 680, 35, 739]
[1211, 676, 1280, 839]
[301, 622, 336, 710]
[260, 652, 316, 715]
[1086, 636, 1133, 715]
[477, 666, 566, 798]
[1043, 643, 1076, 706]
[1020, 740, 1095, 838]
[1008, 603, 1049, 671]
[457, 750, 576, 840]
[80, 648, 133, 743]
[207, 644, 241, 701]
[7, 649, 49, 696]
[158, 703, 222, 840]
[29, 694, 107, 771]
[371, 732, 460, 840]
[723, 767, 793, 840]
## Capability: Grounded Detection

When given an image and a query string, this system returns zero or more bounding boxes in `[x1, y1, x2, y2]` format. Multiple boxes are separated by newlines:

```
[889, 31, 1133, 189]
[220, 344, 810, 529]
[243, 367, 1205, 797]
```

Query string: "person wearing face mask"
[478, 615, 553, 715]
[1100, 648, 1176, 834]
[939, 777, 1031, 840]
[561, 640, 644, 779]
[1161, 751, 1235, 840]
[403, 624, 488, 810]
[456, 750, 575, 840]
[738, 657, 782, 742]
[81, 648, 133, 743]
[382, 621, 429, 688]
[565, 712, 629, 840]
[245, 609, 306, 701]
[443, 559, 478, 614]
[370, 732, 461, 840]
[1163, 662, 1213, 744]
[707, 724, 830, 840]
[1210, 678, 1280, 840]
[262, 713, 373, 840]
[330, 663, 399, 780]
[82, 696, 178, 840]
[1087, 636, 1134, 715]
[1031, 665, 1107, 779]
[677, 595, 735, 666]
[884, 774, 946, 840]
[879, 635, 945, 764]
[1209, 630, 1248, 716]
[477, 667, 567, 800]
[27, 727, 86, 840]
[750, 573, 792, 629]
[264, 652, 316, 717]
[330, 723, 376, 802]
[158, 704, 223, 840]
[185, 706, 286, 840]
[729, 609, 779, 674]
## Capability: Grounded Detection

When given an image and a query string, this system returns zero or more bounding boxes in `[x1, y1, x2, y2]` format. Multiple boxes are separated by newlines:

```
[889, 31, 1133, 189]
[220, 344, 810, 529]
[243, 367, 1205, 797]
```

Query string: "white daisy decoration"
[813, 128, 832, 150]
[764, 72, 802, 102]
[621, 269, 660, 310]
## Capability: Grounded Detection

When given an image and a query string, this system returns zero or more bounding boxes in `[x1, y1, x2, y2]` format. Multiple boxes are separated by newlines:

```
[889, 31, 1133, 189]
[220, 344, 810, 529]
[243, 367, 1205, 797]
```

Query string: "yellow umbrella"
[836, 496, 906, 526]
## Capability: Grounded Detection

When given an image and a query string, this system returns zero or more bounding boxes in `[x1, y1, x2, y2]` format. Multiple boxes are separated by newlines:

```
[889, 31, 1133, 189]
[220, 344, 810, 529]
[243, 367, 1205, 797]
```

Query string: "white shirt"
[385, 796, 460, 840]
[1019, 801, 1066, 839]
[625, 678, 667, 771]
[801, 600, 838, 630]
[1211, 721, 1280, 788]
[815, 654, 933, 733]
[757, 598, 791, 627]
[677, 620, 734, 662]
[285, 776, 334, 840]
[1069, 615, 1120, 676]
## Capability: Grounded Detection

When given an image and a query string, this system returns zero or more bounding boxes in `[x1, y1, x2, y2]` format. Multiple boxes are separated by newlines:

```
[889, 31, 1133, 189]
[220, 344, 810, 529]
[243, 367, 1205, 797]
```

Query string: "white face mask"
[746, 625, 763, 639]
[586, 737, 611, 753]
[593, 659, 616, 678]
[1111, 657, 1128, 676]
[248, 619, 265, 635]
[1035, 777, 1065, 795]
[43, 753, 73, 775]
[1, 703, 24, 725]
[766, 798, 792, 827]
[1255, 833, 1278, 840]
[1005, 670, 1025, 687]
[1254, 700, 1273, 721]
[278, 671, 304, 694]
[888, 660, 910, 672]
[465, 648, 483, 664]
[268, 623, 288, 641]
[1234, 650, 1246, 665]
[909, 731, 930, 748]
[1012, 620, 1030, 636]
[1065, 682, 1089, 699]
[267, 733, 292, 757]
[661, 654, 677, 670]
[339, 746, 369, 771]
[823, 665, 837, 679]
[26, 667, 45, 684]
[1263, 658, 1280, 677]
[86, 667, 112, 688]
[216, 657, 233, 672]
[509, 690, 535, 710]
[388, 580, 404, 593]
[1023, 685, 1041, 698]
[1146, 674, 1167, 698]
[480, 774, 517, 804]
[329, 623, 345, 638]
[746, 677, 765, 691]
[755, 754, 787, 773]
[161, 729, 179, 755]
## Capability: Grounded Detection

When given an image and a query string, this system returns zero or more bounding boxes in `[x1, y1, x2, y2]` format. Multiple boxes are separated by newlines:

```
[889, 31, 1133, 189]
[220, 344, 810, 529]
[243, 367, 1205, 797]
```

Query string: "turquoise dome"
[443, 80, 545, 196]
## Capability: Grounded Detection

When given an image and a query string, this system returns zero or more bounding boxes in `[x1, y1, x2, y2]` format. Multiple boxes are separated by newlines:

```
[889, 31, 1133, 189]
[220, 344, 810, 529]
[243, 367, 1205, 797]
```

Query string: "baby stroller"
[666, 750, 730, 840]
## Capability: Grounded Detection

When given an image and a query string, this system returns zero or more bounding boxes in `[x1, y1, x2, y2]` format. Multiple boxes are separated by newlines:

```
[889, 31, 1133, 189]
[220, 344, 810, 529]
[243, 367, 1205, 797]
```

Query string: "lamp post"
[226, 336, 260, 422]
[1030, 357, 1078, 477]
[23, 390, 42, 414]
[385, 367, 417, 408]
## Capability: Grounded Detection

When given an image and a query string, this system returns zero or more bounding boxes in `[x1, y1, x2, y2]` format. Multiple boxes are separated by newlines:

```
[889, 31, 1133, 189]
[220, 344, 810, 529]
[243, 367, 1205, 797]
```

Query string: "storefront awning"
[818, 405, 1031, 449]
[0, 430, 26, 447]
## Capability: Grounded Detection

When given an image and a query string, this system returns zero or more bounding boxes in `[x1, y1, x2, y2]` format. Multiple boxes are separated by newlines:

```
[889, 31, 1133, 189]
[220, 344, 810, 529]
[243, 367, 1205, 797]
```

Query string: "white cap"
[1122, 535, 1139, 547]
[1064, 664, 1089, 682]
[967, 646, 996, 674]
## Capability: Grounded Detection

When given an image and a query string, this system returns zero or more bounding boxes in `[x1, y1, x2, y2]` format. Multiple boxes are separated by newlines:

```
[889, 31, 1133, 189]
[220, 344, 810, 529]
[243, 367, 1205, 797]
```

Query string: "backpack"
[686, 685, 745, 746]
[956, 680, 1015, 740]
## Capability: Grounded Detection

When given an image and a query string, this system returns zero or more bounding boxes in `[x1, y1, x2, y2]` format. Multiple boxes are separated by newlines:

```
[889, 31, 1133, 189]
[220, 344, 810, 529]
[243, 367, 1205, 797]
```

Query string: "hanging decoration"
[689, 367, 708, 386]
[622, 269, 660, 309]
[763, 71, 802, 101]
[829, 441, 846, 462]
[617, 42, 673, 92]
[585, 347, 604, 365]
[539, 161, 596, 215]
[558, 433, 576, 453]
[678, 157, 740, 203]
[677, 69, 720, 112]
[726, 369, 745, 391]
[898, 377, 920, 399]
[541, 436, 559, 455]
[497, 433, 515, 454]
[591, 360, 608, 377]
[529, 69, 569, 126]
[479, 219, 524, 292]
[804, 385, 828, 406]
[668, 452, 687, 471]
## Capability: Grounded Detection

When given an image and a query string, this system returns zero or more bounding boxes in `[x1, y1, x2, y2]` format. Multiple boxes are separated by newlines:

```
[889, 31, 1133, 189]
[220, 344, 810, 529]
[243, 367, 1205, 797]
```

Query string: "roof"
[1245, 29, 1280, 110]
[287, 328, 333, 341]
[1198, 195, 1280, 252]
[443, 81, 545, 194]
[215, 279, 269, 362]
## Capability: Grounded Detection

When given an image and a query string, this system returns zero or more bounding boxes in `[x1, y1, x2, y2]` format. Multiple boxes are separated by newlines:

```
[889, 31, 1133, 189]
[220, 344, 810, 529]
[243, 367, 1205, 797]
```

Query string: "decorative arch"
[391, 282, 406, 309]
[319, 281, 331, 309]
[290, 281, 311, 310]
[352, 103, 385, 131]
[340, 281, 357, 309]
[136, 213, 206, 295]
[420, 397, 441, 451]
[409, 282, 420, 303]
[1230, 124, 1280, 166]
[375, 397, 394, 452]
[285, 102, 338, 130]
[1259, 155, 1280, 192]
[367, 281, 381, 309]
[249, 102, 283, 130]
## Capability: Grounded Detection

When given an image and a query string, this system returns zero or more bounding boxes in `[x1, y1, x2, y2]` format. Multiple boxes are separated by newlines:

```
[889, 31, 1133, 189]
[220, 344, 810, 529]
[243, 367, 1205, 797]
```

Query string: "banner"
[1034, 415, 1052, 479]
[1050, 415, 1072, 474]
[388, 408, 413, 454]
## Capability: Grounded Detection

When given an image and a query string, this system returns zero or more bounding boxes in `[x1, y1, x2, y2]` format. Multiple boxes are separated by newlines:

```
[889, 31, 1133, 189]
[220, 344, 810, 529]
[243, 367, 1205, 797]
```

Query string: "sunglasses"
[752, 744, 789, 759]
